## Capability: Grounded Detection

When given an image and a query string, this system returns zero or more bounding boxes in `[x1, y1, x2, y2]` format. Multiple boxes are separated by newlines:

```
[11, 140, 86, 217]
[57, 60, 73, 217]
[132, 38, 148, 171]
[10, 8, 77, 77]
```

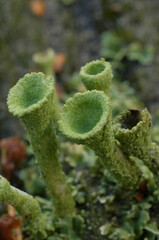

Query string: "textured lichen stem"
[115, 109, 159, 173]
[59, 90, 141, 189]
[88, 117, 140, 189]
[0, 175, 46, 238]
[26, 119, 76, 217]
[7, 72, 75, 217]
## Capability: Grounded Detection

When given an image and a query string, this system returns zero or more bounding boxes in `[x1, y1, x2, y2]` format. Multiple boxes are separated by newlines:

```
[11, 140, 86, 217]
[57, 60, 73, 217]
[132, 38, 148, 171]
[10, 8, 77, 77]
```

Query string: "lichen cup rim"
[80, 59, 108, 78]
[32, 48, 55, 64]
[7, 72, 54, 118]
[58, 90, 110, 141]
[115, 108, 151, 135]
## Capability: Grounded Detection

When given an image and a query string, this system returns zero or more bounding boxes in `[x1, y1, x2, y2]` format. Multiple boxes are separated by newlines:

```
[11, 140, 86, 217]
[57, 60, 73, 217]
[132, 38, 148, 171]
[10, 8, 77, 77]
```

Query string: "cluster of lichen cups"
[0, 59, 158, 239]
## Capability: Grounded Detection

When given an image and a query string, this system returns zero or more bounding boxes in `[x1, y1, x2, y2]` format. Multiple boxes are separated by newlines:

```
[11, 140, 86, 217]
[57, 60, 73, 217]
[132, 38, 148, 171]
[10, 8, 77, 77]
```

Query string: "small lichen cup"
[59, 90, 141, 189]
[80, 59, 113, 95]
[7, 72, 75, 217]
[32, 48, 56, 76]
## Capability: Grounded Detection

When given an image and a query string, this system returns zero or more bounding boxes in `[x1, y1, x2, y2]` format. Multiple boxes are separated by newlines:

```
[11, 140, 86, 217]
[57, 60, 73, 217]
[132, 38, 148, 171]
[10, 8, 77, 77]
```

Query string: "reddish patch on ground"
[0, 215, 22, 240]
[0, 137, 26, 179]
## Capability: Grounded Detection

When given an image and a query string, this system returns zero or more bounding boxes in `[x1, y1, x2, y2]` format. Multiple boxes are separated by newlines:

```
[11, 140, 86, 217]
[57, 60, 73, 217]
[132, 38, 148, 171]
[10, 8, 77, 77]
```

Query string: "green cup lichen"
[59, 90, 141, 189]
[3, 58, 159, 239]
[32, 48, 55, 76]
[7, 72, 75, 218]
[8, 72, 54, 132]
[59, 90, 110, 142]
[115, 108, 159, 173]
[80, 59, 113, 95]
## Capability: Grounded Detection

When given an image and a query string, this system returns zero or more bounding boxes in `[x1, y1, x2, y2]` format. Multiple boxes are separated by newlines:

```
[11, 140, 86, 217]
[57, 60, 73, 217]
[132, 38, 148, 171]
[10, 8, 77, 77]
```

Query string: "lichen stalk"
[59, 90, 141, 189]
[80, 59, 113, 95]
[7, 72, 75, 217]
[32, 48, 56, 77]
[0, 175, 46, 238]
[115, 109, 159, 173]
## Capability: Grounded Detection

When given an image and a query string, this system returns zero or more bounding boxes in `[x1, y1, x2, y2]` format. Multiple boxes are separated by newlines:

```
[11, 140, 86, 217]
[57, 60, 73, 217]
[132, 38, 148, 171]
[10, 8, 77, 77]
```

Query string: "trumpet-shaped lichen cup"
[80, 59, 113, 95]
[8, 72, 54, 132]
[7, 72, 75, 218]
[59, 90, 141, 190]
[59, 90, 110, 144]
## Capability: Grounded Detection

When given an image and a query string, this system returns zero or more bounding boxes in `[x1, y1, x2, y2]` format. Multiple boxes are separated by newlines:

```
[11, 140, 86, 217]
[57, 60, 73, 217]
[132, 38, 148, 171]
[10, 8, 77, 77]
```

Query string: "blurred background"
[1, 0, 159, 138]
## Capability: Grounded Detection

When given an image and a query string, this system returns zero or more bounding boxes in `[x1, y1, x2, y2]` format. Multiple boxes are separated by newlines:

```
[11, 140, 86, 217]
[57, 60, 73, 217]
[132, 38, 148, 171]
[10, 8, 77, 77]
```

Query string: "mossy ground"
[18, 140, 159, 239]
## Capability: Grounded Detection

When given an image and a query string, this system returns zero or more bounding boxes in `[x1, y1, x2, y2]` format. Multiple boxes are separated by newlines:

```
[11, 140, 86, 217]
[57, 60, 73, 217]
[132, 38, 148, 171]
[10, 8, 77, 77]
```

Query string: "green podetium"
[115, 109, 159, 173]
[7, 72, 75, 217]
[58, 90, 141, 189]
[0, 175, 46, 238]
[80, 59, 113, 95]
[32, 48, 56, 77]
